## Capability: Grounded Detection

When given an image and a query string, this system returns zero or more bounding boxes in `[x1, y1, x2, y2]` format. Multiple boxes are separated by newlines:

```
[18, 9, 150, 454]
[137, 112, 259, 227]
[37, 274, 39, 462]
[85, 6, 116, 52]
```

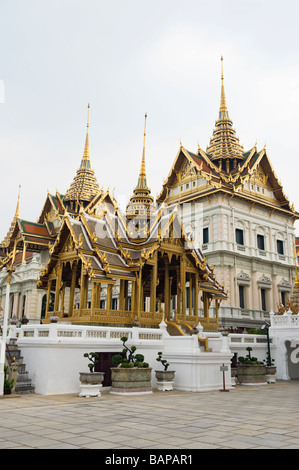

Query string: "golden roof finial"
[82, 103, 91, 165]
[140, 112, 147, 178]
[15, 184, 21, 219]
[220, 56, 228, 116]
[136, 112, 148, 189]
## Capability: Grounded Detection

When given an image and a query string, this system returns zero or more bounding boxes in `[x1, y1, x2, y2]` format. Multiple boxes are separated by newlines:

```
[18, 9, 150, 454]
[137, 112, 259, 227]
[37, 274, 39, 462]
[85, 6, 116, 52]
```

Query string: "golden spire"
[81, 103, 91, 169]
[64, 104, 100, 210]
[15, 184, 21, 219]
[137, 113, 148, 190]
[140, 112, 147, 180]
[126, 113, 154, 222]
[219, 56, 228, 117]
[206, 56, 244, 165]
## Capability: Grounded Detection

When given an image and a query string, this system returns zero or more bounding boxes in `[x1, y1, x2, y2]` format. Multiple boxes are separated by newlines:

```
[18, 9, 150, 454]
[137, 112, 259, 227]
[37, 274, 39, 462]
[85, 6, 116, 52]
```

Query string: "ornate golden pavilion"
[0, 106, 227, 332]
[36, 113, 227, 331]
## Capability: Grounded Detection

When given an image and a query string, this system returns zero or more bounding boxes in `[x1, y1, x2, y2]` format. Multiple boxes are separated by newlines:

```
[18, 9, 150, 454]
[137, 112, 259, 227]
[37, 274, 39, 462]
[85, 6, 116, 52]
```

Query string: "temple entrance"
[95, 352, 124, 387]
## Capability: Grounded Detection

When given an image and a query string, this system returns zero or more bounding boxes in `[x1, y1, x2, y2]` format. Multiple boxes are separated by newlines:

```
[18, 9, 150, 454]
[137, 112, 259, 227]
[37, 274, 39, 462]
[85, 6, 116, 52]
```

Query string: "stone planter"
[110, 367, 152, 395]
[266, 366, 276, 383]
[155, 370, 175, 391]
[231, 367, 237, 387]
[79, 372, 105, 397]
[237, 364, 267, 385]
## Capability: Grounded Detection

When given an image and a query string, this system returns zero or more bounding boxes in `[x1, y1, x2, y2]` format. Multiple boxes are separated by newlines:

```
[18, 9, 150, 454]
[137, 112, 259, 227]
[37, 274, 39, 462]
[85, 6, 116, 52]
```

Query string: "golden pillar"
[164, 259, 170, 320]
[119, 279, 125, 311]
[54, 263, 62, 312]
[68, 261, 77, 316]
[189, 273, 193, 316]
[176, 267, 181, 316]
[150, 257, 157, 313]
[194, 274, 199, 322]
[107, 284, 112, 314]
[45, 280, 52, 318]
[203, 291, 209, 320]
[136, 266, 142, 320]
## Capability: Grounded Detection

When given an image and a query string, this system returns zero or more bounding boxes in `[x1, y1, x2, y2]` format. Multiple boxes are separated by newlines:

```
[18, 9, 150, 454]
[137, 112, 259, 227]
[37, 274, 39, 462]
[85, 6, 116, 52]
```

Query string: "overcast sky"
[0, 0, 299, 241]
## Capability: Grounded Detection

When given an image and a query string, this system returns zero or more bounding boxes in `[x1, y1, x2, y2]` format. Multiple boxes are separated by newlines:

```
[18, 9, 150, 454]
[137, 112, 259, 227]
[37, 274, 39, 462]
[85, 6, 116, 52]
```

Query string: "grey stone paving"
[0, 380, 298, 449]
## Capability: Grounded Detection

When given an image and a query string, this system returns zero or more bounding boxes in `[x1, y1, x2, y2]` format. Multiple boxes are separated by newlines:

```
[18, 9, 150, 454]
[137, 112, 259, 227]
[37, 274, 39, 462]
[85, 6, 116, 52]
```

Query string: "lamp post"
[262, 321, 271, 366]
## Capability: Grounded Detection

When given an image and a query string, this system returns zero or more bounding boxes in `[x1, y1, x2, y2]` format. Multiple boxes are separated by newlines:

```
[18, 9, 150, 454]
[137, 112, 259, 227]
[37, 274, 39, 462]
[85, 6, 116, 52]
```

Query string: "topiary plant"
[83, 352, 99, 373]
[112, 337, 149, 368]
[156, 352, 170, 371]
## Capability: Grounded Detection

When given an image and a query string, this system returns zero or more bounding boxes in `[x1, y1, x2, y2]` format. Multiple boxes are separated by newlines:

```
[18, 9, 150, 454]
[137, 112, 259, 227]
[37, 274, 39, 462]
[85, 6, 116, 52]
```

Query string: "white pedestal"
[79, 383, 102, 397]
[156, 380, 174, 391]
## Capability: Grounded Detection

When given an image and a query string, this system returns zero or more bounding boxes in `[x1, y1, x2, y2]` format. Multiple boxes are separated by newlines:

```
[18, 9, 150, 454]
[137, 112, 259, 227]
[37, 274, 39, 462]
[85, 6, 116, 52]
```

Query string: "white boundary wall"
[15, 321, 233, 395]
[228, 333, 274, 364]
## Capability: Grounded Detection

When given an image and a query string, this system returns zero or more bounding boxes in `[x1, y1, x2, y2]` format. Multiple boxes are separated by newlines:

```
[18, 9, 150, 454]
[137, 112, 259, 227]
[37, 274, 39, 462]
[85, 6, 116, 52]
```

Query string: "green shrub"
[112, 337, 149, 369]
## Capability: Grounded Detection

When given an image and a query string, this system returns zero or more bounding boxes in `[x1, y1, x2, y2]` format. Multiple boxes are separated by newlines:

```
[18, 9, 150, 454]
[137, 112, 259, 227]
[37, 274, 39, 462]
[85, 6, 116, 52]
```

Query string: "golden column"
[54, 263, 62, 313]
[68, 261, 77, 316]
[150, 255, 157, 313]
[194, 273, 199, 322]
[180, 255, 186, 321]
[165, 259, 171, 320]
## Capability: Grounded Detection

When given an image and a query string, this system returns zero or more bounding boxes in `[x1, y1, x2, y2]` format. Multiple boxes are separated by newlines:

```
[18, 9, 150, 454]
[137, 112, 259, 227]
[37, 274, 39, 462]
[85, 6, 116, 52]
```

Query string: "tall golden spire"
[219, 56, 228, 118]
[1, 185, 22, 247]
[81, 103, 91, 169]
[126, 113, 154, 222]
[206, 56, 244, 168]
[137, 113, 148, 189]
[64, 104, 100, 211]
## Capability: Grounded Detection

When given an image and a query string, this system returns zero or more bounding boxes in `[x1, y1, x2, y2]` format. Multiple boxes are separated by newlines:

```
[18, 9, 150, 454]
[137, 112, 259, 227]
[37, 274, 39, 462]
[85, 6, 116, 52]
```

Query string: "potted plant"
[79, 352, 105, 397]
[155, 352, 175, 391]
[3, 365, 14, 395]
[110, 337, 152, 395]
[237, 347, 267, 385]
[263, 353, 276, 383]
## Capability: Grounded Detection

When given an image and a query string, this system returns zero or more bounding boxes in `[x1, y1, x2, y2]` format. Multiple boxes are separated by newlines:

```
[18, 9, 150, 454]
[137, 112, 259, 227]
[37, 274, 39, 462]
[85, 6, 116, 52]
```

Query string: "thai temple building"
[157, 58, 299, 328]
[0, 60, 298, 331]
[0, 107, 227, 333]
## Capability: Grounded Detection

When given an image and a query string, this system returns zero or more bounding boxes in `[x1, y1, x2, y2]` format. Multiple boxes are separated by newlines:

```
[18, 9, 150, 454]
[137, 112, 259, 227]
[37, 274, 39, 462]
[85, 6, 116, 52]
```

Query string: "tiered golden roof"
[206, 57, 244, 169]
[64, 104, 100, 209]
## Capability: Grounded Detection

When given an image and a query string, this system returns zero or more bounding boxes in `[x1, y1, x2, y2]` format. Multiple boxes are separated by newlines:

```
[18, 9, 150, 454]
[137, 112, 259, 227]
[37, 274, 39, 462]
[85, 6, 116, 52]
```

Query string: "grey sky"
[0, 0, 299, 241]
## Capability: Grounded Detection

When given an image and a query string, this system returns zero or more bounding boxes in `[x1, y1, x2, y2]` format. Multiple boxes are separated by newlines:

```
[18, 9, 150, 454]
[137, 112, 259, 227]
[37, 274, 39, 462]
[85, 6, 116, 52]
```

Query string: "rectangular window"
[277, 239, 284, 255]
[281, 291, 286, 306]
[112, 298, 118, 310]
[236, 228, 244, 245]
[261, 289, 266, 312]
[239, 285, 245, 309]
[203, 227, 209, 244]
[100, 299, 105, 309]
[257, 234, 265, 251]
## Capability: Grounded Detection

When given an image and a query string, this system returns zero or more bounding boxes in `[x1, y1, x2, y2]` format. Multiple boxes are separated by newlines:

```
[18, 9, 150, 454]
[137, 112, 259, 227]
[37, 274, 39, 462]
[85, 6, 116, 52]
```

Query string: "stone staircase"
[6, 340, 35, 394]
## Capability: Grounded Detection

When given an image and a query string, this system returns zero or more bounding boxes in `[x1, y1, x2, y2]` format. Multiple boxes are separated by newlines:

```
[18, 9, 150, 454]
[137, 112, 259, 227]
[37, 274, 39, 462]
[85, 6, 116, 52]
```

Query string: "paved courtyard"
[0, 380, 298, 450]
